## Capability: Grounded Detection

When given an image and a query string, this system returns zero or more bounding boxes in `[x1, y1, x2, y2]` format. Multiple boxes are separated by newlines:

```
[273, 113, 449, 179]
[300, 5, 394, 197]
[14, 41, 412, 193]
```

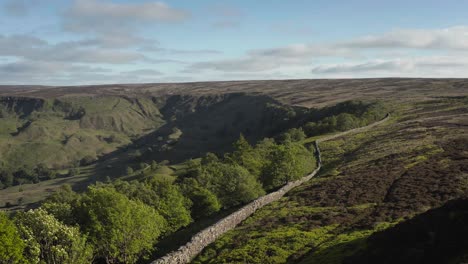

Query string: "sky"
[1, 0, 468, 85]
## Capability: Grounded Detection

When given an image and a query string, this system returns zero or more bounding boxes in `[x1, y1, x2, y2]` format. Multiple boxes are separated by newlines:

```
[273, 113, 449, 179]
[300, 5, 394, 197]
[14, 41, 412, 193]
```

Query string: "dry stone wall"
[316, 113, 390, 143]
[151, 114, 390, 264]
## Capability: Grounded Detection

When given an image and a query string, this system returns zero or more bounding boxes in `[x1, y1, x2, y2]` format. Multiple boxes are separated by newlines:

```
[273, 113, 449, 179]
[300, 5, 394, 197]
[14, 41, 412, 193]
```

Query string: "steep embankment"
[150, 115, 390, 264]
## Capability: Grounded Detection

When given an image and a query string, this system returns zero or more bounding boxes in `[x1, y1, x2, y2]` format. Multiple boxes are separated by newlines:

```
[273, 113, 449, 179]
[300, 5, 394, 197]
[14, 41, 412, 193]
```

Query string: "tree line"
[0, 133, 315, 264]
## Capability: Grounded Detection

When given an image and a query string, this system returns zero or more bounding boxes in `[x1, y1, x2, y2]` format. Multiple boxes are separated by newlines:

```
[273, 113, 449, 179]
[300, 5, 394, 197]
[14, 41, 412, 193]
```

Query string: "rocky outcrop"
[151, 114, 390, 264]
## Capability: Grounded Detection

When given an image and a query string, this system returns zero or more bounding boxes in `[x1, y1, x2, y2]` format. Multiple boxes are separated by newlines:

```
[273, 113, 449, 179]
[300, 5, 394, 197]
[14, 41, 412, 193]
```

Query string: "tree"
[261, 142, 315, 190]
[150, 160, 159, 170]
[126, 166, 134, 175]
[190, 186, 221, 219]
[68, 167, 80, 177]
[336, 113, 359, 131]
[289, 127, 306, 142]
[0, 170, 14, 189]
[303, 121, 318, 136]
[77, 186, 166, 264]
[35, 163, 57, 180]
[146, 176, 192, 233]
[227, 136, 263, 178]
[15, 208, 92, 264]
[278, 128, 306, 143]
[198, 162, 265, 208]
[181, 178, 221, 219]
[46, 184, 79, 205]
[232, 134, 252, 154]
[201, 152, 219, 165]
[80, 155, 96, 166]
[0, 213, 25, 264]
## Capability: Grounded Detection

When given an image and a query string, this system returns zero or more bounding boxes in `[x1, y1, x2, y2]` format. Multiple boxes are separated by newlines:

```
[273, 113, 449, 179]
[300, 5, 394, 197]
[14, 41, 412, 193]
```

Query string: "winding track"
[151, 114, 390, 264]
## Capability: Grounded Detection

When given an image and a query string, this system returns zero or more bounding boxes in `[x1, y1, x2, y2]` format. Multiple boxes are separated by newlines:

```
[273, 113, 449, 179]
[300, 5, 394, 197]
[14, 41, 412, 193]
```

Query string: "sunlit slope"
[193, 96, 468, 264]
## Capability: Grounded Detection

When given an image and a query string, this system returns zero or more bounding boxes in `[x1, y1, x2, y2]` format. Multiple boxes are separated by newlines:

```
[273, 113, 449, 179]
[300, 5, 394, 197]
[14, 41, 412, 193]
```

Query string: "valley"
[0, 79, 466, 264]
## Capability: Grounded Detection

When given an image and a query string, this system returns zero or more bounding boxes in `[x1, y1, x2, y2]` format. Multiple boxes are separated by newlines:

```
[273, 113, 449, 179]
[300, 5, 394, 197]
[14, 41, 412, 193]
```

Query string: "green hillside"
[192, 96, 468, 264]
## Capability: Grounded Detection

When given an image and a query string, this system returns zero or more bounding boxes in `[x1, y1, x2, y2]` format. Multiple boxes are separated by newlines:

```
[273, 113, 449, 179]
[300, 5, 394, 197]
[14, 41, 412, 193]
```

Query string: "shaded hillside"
[131, 94, 308, 163]
[345, 198, 468, 264]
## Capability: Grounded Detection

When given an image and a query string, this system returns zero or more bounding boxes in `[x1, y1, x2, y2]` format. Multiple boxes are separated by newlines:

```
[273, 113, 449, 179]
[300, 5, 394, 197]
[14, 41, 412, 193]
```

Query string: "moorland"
[0, 78, 466, 264]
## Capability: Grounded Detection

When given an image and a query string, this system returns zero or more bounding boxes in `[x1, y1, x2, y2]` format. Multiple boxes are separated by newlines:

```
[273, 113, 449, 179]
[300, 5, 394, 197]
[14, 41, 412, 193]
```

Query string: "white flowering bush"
[15, 208, 93, 264]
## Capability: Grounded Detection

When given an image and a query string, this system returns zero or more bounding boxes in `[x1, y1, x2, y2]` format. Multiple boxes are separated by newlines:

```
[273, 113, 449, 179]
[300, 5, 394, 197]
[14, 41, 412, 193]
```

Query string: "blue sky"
[1, 0, 468, 85]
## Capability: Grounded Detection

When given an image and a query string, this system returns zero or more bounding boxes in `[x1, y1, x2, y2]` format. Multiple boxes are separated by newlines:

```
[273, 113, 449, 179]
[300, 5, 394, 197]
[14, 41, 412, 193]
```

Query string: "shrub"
[0, 213, 25, 264]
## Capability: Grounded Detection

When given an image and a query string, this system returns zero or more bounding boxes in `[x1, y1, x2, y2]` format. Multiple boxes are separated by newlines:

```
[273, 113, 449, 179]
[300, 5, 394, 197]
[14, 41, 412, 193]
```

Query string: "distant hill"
[1, 78, 467, 107]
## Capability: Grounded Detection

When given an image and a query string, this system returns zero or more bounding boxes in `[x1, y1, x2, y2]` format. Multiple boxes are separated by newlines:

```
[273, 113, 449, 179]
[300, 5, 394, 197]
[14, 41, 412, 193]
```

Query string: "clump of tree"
[186, 134, 316, 207]
[261, 142, 315, 190]
[0, 163, 58, 189]
[39, 183, 171, 264]
[197, 161, 265, 208]
[76, 187, 165, 263]
[180, 178, 221, 220]
[303, 101, 387, 137]
[15, 208, 93, 264]
[0, 132, 317, 263]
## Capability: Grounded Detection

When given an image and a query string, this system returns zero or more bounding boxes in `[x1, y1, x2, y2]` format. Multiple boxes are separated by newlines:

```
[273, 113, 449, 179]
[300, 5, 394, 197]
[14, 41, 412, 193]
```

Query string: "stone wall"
[316, 113, 390, 143]
[151, 113, 390, 264]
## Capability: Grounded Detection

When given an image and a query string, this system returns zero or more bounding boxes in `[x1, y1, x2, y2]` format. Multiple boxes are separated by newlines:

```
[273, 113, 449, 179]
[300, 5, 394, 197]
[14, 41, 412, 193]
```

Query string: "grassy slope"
[0, 93, 307, 208]
[0, 96, 164, 169]
[192, 97, 468, 264]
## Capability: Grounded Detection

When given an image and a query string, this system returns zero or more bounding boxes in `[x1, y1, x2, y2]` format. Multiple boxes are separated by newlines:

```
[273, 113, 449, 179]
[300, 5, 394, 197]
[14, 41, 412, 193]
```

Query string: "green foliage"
[77, 186, 165, 264]
[278, 127, 306, 143]
[303, 101, 387, 137]
[0, 164, 58, 189]
[198, 162, 265, 208]
[15, 208, 92, 264]
[226, 136, 264, 178]
[261, 142, 315, 190]
[194, 225, 337, 264]
[126, 166, 134, 175]
[181, 178, 221, 219]
[145, 176, 192, 232]
[0, 212, 26, 264]
[151, 160, 159, 170]
[0, 170, 13, 189]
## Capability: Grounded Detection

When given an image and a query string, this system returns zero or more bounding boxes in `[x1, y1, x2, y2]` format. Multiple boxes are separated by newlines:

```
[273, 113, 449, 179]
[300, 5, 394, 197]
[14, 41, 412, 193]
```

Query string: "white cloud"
[184, 44, 351, 73]
[311, 56, 468, 77]
[312, 60, 413, 74]
[63, 0, 189, 34]
[340, 26, 468, 50]
[185, 26, 468, 74]
[0, 60, 170, 85]
[0, 34, 150, 64]
[120, 69, 163, 76]
[0, 60, 112, 84]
